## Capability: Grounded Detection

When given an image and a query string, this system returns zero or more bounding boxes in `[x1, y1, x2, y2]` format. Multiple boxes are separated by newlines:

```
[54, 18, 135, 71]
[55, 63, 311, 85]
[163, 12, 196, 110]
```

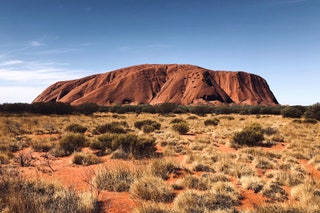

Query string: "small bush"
[65, 123, 87, 133]
[91, 134, 116, 150]
[94, 122, 128, 134]
[187, 115, 198, 120]
[72, 152, 101, 165]
[232, 123, 264, 146]
[172, 122, 189, 135]
[142, 125, 155, 134]
[262, 181, 288, 202]
[31, 139, 54, 152]
[149, 159, 181, 180]
[281, 106, 303, 118]
[59, 133, 86, 155]
[204, 118, 220, 126]
[130, 176, 175, 203]
[134, 120, 161, 130]
[111, 134, 156, 158]
[182, 175, 209, 190]
[304, 103, 320, 120]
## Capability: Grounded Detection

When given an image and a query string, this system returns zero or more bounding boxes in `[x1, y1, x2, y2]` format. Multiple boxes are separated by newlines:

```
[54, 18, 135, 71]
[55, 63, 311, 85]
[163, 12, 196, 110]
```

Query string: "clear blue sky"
[0, 0, 319, 105]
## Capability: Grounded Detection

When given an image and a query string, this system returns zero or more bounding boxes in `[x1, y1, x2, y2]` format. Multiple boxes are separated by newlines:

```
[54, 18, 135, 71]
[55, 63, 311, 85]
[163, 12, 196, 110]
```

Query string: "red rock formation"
[33, 64, 278, 106]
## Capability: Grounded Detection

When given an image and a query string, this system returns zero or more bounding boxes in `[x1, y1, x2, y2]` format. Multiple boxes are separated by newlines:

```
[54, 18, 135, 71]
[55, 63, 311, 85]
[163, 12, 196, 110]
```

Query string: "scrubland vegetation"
[0, 102, 320, 212]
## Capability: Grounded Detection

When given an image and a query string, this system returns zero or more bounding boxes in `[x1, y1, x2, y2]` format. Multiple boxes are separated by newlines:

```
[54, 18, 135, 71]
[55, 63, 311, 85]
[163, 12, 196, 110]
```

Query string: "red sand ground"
[14, 134, 320, 212]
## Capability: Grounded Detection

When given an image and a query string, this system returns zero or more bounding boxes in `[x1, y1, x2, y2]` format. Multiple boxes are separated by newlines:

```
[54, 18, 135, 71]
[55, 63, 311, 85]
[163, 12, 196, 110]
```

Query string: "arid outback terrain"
[1, 110, 320, 212]
[1, 64, 319, 213]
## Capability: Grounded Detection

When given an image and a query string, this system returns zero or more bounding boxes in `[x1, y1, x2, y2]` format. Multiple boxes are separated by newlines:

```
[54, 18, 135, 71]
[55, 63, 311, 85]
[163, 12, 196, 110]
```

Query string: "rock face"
[33, 64, 278, 106]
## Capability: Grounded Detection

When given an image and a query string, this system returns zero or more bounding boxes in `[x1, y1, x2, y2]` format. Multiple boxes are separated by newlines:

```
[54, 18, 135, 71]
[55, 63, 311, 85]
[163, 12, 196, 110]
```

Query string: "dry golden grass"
[1, 112, 320, 212]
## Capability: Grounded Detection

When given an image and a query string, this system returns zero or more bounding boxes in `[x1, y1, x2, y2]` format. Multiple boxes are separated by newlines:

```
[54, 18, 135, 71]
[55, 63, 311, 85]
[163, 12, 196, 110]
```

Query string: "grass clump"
[133, 201, 174, 213]
[130, 176, 175, 203]
[182, 175, 209, 190]
[134, 120, 161, 130]
[90, 134, 115, 150]
[111, 134, 156, 158]
[59, 133, 86, 155]
[94, 121, 128, 134]
[240, 176, 263, 193]
[0, 169, 95, 212]
[142, 125, 155, 134]
[172, 122, 189, 135]
[252, 203, 305, 213]
[232, 123, 264, 146]
[90, 133, 156, 158]
[65, 123, 87, 133]
[291, 180, 320, 210]
[149, 159, 181, 180]
[94, 164, 138, 192]
[31, 139, 54, 152]
[72, 152, 101, 165]
[204, 118, 220, 126]
[262, 181, 288, 202]
[174, 188, 240, 212]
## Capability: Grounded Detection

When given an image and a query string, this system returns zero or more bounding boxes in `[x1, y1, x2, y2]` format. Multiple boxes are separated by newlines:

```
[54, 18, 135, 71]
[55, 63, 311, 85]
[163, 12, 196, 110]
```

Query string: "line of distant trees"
[0, 102, 319, 120]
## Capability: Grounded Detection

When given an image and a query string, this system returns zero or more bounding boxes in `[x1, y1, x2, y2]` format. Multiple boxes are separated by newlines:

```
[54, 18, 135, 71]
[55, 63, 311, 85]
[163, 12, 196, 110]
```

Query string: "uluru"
[33, 64, 278, 106]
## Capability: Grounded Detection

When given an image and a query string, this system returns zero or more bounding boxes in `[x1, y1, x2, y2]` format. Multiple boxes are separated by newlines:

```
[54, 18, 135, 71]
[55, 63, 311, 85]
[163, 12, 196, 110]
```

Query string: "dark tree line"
[1, 102, 319, 120]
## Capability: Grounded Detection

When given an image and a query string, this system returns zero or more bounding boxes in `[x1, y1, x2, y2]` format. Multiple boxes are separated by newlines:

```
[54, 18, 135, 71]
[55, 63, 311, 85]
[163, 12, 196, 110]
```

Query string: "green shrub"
[130, 176, 175, 203]
[304, 103, 320, 120]
[189, 105, 212, 115]
[65, 123, 87, 133]
[72, 152, 101, 165]
[204, 118, 220, 126]
[111, 134, 156, 158]
[154, 103, 178, 114]
[92, 134, 116, 150]
[134, 120, 161, 130]
[59, 133, 86, 155]
[172, 122, 189, 135]
[281, 106, 303, 118]
[31, 139, 54, 152]
[232, 123, 264, 146]
[142, 125, 155, 134]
